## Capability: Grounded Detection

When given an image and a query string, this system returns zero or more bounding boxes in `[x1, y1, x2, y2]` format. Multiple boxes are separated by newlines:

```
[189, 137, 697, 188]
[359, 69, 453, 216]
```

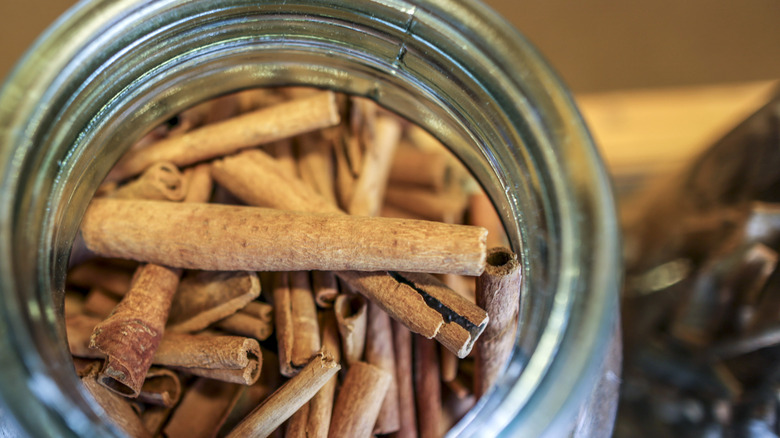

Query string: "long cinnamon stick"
[81, 198, 486, 275]
[328, 361, 392, 438]
[306, 311, 340, 438]
[167, 270, 261, 333]
[273, 272, 296, 377]
[226, 351, 341, 438]
[392, 319, 418, 438]
[89, 263, 182, 397]
[290, 271, 321, 368]
[365, 301, 401, 434]
[474, 247, 522, 397]
[107, 91, 341, 181]
[414, 336, 443, 438]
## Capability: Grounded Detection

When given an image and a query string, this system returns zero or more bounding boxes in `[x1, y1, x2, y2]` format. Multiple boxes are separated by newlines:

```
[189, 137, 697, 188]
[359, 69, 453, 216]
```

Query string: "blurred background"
[2, 0, 779, 193]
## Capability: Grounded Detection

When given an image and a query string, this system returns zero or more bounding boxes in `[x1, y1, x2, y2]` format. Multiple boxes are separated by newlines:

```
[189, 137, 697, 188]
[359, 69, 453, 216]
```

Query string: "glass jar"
[0, 0, 621, 436]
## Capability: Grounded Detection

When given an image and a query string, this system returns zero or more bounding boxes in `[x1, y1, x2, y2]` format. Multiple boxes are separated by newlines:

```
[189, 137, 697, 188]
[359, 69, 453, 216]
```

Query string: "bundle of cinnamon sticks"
[64, 87, 522, 437]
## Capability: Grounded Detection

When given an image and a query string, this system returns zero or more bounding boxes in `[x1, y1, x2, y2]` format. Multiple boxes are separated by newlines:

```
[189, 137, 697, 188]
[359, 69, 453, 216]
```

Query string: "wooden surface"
[576, 80, 778, 193]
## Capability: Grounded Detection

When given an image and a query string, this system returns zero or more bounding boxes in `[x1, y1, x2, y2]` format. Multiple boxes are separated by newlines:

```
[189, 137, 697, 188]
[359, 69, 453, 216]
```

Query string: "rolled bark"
[167, 271, 261, 333]
[414, 336, 442, 438]
[80, 365, 151, 438]
[80, 198, 487, 276]
[273, 272, 296, 377]
[107, 91, 341, 181]
[89, 263, 182, 397]
[474, 247, 522, 397]
[333, 293, 368, 365]
[388, 142, 451, 192]
[365, 301, 401, 434]
[137, 367, 181, 408]
[312, 271, 339, 308]
[164, 378, 244, 438]
[227, 351, 341, 438]
[391, 319, 418, 438]
[295, 131, 337, 205]
[328, 362, 392, 438]
[306, 311, 340, 438]
[183, 162, 214, 203]
[290, 272, 321, 369]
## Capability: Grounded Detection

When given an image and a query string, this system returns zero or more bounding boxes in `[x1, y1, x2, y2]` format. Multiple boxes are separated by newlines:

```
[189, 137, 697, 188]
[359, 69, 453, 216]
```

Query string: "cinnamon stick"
[164, 378, 244, 438]
[216, 301, 274, 341]
[67, 260, 134, 296]
[90, 263, 182, 397]
[273, 272, 296, 377]
[154, 332, 261, 372]
[328, 361, 392, 438]
[392, 319, 418, 438]
[109, 161, 186, 201]
[333, 293, 368, 365]
[384, 185, 468, 224]
[306, 311, 340, 438]
[312, 271, 339, 308]
[137, 367, 181, 408]
[388, 142, 451, 192]
[295, 131, 337, 205]
[286, 403, 310, 438]
[107, 91, 341, 181]
[80, 365, 151, 438]
[474, 247, 521, 397]
[337, 271, 488, 358]
[167, 270, 261, 333]
[80, 198, 487, 275]
[414, 336, 443, 438]
[182, 162, 214, 203]
[468, 191, 508, 248]
[290, 271, 321, 368]
[365, 301, 401, 434]
[226, 351, 341, 438]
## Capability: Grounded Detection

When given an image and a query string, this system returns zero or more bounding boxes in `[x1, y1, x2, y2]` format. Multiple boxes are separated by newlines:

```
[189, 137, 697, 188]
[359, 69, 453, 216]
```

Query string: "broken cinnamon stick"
[474, 247, 522, 397]
[137, 367, 181, 408]
[312, 271, 339, 308]
[80, 364, 151, 438]
[328, 361, 392, 438]
[89, 263, 182, 397]
[107, 91, 341, 181]
[80, 198, 487, 275]
[333, 293, 368, 365]
[226, 351, 341, 438]
[167, 270, 261, 333]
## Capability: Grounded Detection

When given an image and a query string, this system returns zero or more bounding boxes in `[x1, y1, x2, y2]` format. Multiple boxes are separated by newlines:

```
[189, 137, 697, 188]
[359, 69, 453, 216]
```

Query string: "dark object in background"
[618, 89, 780, 437]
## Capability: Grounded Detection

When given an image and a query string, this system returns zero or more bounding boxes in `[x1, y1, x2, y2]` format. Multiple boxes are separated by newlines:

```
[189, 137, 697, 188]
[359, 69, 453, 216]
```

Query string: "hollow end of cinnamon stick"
[484, 247, 520, 276]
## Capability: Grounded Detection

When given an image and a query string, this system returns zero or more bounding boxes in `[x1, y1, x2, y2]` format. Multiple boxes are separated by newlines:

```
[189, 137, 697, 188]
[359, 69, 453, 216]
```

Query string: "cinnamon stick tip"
[484, 246, 519, 277]
[316, 348, 341, 371]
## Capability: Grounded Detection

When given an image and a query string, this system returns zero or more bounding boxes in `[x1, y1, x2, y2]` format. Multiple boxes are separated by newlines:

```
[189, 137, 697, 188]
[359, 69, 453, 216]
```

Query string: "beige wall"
[1, 1, 779, 92]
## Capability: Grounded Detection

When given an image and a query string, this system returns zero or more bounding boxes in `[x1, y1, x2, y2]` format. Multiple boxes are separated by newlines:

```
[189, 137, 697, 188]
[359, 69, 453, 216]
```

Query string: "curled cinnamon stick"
[107, 91, 341, 181]
[328, 361, 392, 438]
[167, 270, 261, 333]
[89, 263, 181, 397]
[273, 272, 296, 377]
[154, 332, 261, 372]
[306, 311, 340, 438]
[474, 247, 522, 397]
[290, 271, 321, 369]
[226, 351, 341, 438]
[80, 364, 151, 438]
[80, 198, 487, 275]
[312, 271, 339, 308]
[137, 367, 181, 408]
[333, 293, 368, 365]
[109, 162, 186, 201]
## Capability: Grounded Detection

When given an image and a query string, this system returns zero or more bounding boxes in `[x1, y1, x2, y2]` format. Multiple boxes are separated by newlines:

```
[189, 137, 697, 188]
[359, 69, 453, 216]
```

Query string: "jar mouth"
[0, 1, 620, 437]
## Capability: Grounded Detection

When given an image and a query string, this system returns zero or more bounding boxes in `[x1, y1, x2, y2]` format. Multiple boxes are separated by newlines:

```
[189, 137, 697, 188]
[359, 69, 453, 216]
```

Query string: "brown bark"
[216, 301, 274, 341]
[328, 361, 392, 438]
[365, 301, 401, 434]
[90, 263, 182, 397]
[183, 162, 214, 203]
[312, 271, 339, 308]
[136, 367, 181, 408]
[391, 319, 418, 438]
[305, 311, 340, 438]
[474, 247, 522, 397]
[164, 378, 244, 438]
[388, 142, 451, 192]
[107, 91, 341, 181]
[333, 293, 367, 365]
[80, 365, 151, 438]
[414, 336, 442, 438]
[167, 270, 261, 333]
[226, 351, 341, 438]
[290, 271, 321, 368]
[109, 162, 186, 201]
